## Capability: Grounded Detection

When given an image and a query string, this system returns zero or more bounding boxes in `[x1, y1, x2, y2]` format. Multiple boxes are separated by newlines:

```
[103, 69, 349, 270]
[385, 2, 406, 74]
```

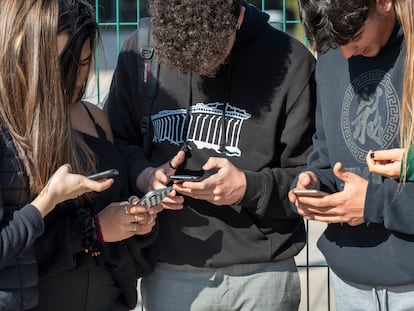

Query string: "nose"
[340, 44, 355, 59]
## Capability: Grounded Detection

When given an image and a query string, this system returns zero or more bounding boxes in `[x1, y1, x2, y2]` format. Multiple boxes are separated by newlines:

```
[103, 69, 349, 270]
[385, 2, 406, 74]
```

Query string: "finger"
[202, 157, 225, 171]
[369, 148, 403, 161]
[295, 196, 335, 215]
[367, 161, 401, 177]
[148, 205, 163, 214]
[304, 214, 343, 223]
[130, 222, 138, 232]
[175, 180, 209, 191]
[131, 213, 148, 223]
[128, 205, 149, 214]
[84, 177, 114, 192]
[173, 184, 205, 198]
[288, 190, 298, 203]
[366, 150, 375, 166]
[168, 150, 186, 171]
[333, 162, 349, 182]
[296, 171, 317, 188]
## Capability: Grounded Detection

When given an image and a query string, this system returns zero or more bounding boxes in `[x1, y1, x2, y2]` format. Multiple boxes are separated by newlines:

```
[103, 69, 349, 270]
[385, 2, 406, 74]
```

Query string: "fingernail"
[370, 152, 375, 159]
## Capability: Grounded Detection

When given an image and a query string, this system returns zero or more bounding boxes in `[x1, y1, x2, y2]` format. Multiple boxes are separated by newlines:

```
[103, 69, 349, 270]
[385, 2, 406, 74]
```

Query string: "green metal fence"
[88, 1, 332, 310]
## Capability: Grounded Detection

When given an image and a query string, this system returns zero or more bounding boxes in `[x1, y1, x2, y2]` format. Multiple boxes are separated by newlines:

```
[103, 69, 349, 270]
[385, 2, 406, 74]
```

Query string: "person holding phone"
[365, 1, 414, 183]
[105, 0, 316, 309]
[361, 0, 414, 184]
[366, 148, 407, 179]
[0, 1, 116, 310]
[6, 1, 159, 310]
[289, 0, 414, 309]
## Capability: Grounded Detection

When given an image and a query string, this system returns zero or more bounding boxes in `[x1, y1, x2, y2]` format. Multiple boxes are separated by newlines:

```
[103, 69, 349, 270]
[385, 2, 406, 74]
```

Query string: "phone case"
[138, 186, 173, 208]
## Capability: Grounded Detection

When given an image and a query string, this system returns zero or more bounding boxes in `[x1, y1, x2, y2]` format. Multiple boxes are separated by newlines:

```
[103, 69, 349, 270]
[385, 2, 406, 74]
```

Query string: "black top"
[105, 2, 316, 267]
[35, 103, 156, 310]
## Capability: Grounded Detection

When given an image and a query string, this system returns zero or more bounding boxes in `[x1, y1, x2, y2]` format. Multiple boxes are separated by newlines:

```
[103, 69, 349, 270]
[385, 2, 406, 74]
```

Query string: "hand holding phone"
[170, 168, 204, 182]
[292, 189, 328, 197]
[87, 169, 119, 180]
[170, 174, 203, 181]
[169, 168, 218, 182]
[132, 186, 173, 209]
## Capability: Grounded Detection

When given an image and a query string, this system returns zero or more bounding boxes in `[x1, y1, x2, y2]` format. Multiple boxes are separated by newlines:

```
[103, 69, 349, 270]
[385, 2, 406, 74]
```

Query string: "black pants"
[38, 255, 128, 311]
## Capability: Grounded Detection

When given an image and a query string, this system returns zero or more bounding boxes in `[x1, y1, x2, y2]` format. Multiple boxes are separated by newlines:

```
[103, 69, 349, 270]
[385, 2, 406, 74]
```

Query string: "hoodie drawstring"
[218, 58, 233, 154]
[371, 287, 388, 311]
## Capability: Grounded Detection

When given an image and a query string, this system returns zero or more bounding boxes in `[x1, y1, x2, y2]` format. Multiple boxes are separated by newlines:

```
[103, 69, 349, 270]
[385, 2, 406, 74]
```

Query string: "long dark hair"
[59, 0, 98, 104]
[57, 0, 100, 178]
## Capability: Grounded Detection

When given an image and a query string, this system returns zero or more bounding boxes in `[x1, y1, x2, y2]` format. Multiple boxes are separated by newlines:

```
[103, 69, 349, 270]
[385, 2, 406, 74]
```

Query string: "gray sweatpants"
[141, 258, 301, 311]
[331, 270, 414, 311]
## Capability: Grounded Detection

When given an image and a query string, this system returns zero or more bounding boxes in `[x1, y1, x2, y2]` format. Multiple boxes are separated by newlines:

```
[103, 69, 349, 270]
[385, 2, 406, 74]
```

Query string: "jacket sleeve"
[287, 73, 341, 214]
[302, 88, 341, 193]
[0, 203, 44, 268]
[365, 177, 414, 235]
[239, 51, 318, 219]
[103, 30, 152, 193]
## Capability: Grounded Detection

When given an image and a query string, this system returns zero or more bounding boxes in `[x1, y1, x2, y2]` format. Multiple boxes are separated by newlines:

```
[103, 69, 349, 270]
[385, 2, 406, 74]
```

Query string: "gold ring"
[134, 214, 139, 222]
[132, 223, 137, 232]
[123, 204, 129, 215]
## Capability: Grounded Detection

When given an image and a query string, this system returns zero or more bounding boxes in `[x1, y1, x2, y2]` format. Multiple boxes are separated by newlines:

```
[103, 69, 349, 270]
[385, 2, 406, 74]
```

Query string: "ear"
[376, 0, 394, 13]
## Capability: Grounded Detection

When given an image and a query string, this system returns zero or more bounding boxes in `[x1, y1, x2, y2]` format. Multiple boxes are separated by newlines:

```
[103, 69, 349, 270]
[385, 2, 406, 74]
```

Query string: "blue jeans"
[331, 270, 414, 311]
[141, 258, 300, 311]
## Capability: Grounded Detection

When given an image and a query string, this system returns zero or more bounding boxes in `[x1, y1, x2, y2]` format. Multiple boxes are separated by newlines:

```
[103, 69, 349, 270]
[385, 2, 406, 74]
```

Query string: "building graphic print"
[151, 102, 251, 157]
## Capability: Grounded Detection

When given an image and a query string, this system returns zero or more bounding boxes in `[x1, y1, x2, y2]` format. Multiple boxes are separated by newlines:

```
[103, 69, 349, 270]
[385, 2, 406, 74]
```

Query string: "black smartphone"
[169, 168, 218, 182]
[138, 186, 173, 208]
[87, 169, 119, 180]
[170, 174, 203, 181]
[292, 189, 328, 197]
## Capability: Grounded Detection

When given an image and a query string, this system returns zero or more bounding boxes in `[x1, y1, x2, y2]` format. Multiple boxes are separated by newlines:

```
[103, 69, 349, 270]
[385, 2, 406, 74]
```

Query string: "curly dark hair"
[149, 0, 242, 76]
[298, 0, 374, 53]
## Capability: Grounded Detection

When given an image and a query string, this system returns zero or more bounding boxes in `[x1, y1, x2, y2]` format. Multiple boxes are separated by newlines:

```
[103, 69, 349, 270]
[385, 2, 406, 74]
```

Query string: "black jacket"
[105, 2, 316, 267]
[0, 123, 44, 311]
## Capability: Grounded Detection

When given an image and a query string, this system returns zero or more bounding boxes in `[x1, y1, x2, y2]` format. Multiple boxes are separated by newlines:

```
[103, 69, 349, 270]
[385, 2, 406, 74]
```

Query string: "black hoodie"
[105, 2, 316, 267]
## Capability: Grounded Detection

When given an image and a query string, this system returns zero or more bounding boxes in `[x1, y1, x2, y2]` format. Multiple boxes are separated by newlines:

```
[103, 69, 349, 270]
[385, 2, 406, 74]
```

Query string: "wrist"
[137, 166, 155, 193]
[31, 190, 58, 218]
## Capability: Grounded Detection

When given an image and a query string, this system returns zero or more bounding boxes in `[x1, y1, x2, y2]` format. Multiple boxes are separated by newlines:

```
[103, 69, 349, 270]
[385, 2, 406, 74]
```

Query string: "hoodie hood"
[234, 1, 270, 51]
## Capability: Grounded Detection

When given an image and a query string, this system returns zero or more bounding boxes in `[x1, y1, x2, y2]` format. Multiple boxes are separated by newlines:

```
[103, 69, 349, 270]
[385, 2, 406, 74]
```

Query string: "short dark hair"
[298, 0, 374, 53]
[149, 0, 242, 76]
